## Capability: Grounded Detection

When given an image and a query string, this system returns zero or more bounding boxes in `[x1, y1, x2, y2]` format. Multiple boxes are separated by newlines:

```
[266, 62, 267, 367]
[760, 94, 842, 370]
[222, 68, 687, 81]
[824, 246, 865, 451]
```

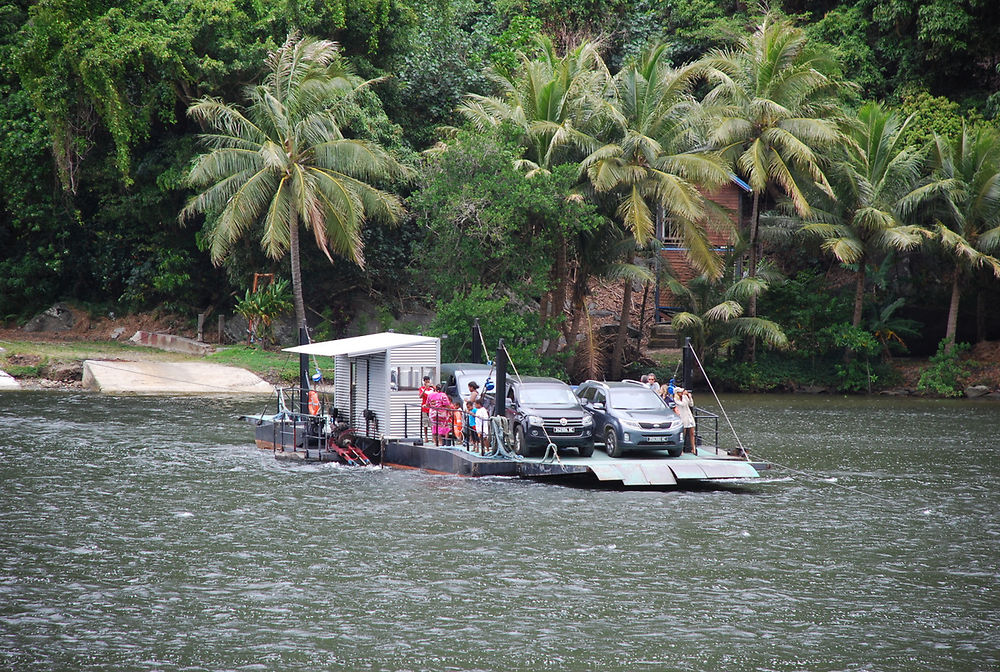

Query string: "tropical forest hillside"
[1, 0, 999, 393]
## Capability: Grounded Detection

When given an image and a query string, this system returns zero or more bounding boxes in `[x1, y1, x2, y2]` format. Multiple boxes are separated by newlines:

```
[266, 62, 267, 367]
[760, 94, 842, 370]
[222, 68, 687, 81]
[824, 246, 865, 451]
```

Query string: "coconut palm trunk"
[748, 191, 761, 315]
[609, 255, 635, 380]
[852, 260, 867, 329]
[545, 235, 570, 357]
[945, 269, 962, 353]
[289, 212, 307, 329]
[747, 191, 761, 361]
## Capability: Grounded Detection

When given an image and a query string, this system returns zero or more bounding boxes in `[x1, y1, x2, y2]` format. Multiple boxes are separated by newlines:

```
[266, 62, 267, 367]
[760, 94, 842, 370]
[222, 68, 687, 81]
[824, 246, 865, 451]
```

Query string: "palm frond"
[704, 300, 743, 321]
[728, 317, 789, 349]
[670, 311, 704, 333]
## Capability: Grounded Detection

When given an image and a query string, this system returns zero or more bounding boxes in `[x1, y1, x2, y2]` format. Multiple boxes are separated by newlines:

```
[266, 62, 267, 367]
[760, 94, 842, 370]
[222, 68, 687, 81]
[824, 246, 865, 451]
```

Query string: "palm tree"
[458, 36, 611, 355]
[799, 102, 930, 328]
[927, 122, 1000, 350]
[668, 256, 789, 358]
[181, 33, 407, 330]
[459, 35, 609, 175]
[700, 14, 849, 321]
[580, 44, 732, 377]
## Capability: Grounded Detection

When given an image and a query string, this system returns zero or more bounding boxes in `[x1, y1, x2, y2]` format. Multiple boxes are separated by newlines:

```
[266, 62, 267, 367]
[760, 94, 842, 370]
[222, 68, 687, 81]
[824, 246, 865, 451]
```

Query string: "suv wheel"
[605, 428, 622, 458]
[514, 426, 531, 457]
[578, 441, 594, 458]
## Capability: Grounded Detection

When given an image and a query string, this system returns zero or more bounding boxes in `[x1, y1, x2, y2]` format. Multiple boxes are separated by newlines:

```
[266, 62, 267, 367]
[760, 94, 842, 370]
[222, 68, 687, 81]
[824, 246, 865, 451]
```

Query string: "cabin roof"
[284, 332, 438, 358]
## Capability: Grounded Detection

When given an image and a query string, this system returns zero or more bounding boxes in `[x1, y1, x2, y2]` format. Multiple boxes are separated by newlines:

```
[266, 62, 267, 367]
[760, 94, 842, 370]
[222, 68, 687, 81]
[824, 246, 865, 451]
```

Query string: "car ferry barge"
[244, 330, 765, 488]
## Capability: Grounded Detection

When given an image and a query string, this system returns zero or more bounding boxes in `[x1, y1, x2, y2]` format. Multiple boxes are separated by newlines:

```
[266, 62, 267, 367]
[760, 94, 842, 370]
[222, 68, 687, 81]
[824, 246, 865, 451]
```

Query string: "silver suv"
[576, 381, 683, 457]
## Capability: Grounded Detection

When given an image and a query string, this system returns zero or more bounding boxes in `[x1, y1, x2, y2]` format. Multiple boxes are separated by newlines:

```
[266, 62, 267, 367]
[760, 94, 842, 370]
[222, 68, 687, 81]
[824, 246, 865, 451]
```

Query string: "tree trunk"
[842, 260, 869, 363]
[748, 191, 760, 309]
[636, 281, 650, 357]
[976, 286, 986, 343]
[944, 269, 961, 353]
[852, 259, 866, 328]
[544, 234, 569, 357]
[609, 255, 635, 380]
[289, 222, 307, 330]
[747, 191, 761, 362]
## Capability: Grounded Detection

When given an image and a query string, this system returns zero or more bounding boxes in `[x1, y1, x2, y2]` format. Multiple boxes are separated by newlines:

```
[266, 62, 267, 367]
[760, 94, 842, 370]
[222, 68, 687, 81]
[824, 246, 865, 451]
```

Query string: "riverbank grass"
[207, 346, 301, 384]
[0, 339, 301, 385]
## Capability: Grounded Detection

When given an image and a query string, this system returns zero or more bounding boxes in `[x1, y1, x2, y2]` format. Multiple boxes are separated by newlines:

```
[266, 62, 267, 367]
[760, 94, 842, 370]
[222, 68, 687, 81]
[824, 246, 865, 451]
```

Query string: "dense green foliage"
[917, 339, 972, 396]
[2, 0, 999, 394]
[426, 285, 563, 377]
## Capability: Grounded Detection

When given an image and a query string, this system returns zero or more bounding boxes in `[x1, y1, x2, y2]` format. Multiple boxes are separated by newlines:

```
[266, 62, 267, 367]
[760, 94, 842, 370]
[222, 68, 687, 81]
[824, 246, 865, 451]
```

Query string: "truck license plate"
[551, 427, 573, 433]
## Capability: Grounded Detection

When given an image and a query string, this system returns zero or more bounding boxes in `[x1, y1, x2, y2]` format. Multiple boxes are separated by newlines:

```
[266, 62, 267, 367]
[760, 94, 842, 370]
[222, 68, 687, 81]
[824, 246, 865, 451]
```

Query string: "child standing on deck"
[474, 399, 489, 454]
[466, 400, 477, 452]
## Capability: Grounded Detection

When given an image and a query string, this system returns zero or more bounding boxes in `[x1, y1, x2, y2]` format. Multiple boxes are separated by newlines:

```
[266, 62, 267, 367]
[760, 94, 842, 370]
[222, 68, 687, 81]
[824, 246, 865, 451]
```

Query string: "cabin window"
[422, 366, 437, 385]
[393, 366, 419, 390]
[392, 366, 437, 390]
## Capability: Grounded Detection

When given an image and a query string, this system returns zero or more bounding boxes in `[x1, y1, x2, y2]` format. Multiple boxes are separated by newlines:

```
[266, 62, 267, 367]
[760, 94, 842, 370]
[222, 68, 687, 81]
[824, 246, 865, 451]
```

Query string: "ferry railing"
[402, 401, 495, 452]
[692, 406, 719, 450]
[270, 386, 340, 453]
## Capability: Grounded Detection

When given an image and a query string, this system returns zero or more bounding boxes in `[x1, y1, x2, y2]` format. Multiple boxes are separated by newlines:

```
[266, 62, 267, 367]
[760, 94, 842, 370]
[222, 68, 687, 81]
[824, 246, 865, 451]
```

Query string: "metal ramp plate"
[697, 460, 759, 479]
[667, 461, 710, 480]
[588, 463, 678, 486]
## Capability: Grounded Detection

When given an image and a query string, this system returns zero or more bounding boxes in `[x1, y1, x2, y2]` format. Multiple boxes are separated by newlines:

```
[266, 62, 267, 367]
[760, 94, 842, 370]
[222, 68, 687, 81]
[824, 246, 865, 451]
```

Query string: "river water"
[1, 391, 997, 671]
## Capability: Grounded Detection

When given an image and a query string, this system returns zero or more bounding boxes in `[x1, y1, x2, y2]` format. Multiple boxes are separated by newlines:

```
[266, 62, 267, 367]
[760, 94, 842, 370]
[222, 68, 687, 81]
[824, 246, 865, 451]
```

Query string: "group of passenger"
[418, 376, 489, 452]
[421, 371, 698, 455]
[641, 372, 697, 453]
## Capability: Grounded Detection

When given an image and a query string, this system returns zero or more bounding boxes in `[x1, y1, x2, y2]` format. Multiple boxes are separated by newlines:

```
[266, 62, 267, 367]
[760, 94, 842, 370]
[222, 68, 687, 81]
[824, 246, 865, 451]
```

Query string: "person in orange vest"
[451, 402, 463, 447]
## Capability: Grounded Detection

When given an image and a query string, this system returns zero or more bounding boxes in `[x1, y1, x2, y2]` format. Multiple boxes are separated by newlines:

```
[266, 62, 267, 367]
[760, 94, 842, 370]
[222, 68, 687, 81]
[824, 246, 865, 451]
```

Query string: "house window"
[659, 220, 684, 248]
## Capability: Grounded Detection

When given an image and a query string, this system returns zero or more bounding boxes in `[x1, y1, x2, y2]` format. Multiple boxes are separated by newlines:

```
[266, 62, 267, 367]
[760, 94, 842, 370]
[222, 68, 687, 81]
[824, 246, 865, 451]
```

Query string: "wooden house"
[654, 178, 751, 319]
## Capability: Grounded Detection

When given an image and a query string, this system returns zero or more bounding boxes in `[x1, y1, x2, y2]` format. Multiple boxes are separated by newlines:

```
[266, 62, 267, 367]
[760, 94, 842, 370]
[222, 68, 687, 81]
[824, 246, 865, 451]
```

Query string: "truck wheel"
[514, 426, 531, 457]
[578, 441, 594, 458]
[605, 428, 622, 457]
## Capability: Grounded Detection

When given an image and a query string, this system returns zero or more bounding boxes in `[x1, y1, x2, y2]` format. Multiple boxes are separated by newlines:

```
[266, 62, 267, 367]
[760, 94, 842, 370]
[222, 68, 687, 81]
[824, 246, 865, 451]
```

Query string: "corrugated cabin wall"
[334, 354, 350, 423]
[388, 341, 441, 439]
[359, 353, 387, 438]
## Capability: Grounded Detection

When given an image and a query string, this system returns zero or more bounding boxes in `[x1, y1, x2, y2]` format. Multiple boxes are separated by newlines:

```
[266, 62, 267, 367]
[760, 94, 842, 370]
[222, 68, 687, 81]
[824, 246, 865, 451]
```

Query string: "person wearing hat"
[672, 387, 696, 454]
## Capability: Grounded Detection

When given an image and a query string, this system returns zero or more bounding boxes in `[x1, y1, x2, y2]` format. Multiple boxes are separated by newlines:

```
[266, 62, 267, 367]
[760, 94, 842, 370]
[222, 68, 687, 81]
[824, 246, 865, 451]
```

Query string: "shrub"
[234, 279, 293, 347]
[917, 339, 971, 397]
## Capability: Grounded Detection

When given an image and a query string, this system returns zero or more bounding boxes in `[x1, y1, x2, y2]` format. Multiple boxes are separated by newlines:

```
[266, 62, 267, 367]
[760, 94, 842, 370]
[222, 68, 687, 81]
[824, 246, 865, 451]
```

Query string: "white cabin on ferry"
[285, 332, 440, 440]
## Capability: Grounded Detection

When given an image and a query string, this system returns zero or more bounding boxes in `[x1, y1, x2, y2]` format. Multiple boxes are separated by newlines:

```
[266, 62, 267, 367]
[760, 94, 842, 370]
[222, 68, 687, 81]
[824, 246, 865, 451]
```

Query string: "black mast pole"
[299, 326, 310, 413]
[471, 318, 482, 364]
[495, 338, 506, 418]
[682, 336, 693, 389]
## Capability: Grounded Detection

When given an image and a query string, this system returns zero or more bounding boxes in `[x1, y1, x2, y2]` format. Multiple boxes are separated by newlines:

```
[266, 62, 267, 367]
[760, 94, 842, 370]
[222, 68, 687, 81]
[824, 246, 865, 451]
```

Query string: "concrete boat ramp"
[82, 360, 273, 395]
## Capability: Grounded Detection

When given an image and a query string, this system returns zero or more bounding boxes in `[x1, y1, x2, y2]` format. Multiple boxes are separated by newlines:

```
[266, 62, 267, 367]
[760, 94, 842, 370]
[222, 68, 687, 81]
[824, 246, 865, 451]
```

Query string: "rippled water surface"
[1, 391, 997, 671]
